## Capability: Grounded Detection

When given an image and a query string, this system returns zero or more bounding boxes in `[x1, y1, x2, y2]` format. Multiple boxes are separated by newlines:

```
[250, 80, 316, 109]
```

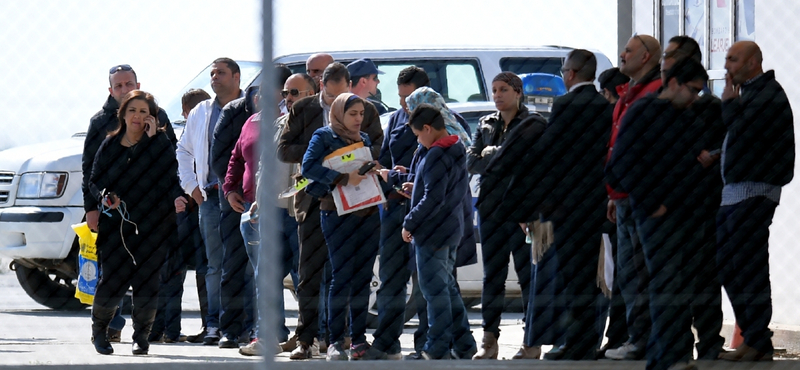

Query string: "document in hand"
[323, 142, 386, 215]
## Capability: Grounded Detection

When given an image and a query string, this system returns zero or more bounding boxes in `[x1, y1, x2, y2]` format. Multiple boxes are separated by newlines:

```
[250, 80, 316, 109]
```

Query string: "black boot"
[91, 305, 117, 355]
[132, 308, 158, 355]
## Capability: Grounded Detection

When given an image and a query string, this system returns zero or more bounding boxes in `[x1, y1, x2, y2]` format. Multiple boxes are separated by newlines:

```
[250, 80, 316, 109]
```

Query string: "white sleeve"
[176, 105, 200, 194]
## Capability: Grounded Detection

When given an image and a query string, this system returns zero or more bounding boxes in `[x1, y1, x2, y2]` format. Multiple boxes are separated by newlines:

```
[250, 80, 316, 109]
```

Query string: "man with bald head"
[306, 53, 335, 84]
[716, 41, 794, 362]
[604, 34, 662, 361]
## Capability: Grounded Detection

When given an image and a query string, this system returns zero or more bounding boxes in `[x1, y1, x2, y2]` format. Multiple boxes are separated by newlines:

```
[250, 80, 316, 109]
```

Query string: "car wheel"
[13, 262, 86, 311]
[366, 258, 416, 329]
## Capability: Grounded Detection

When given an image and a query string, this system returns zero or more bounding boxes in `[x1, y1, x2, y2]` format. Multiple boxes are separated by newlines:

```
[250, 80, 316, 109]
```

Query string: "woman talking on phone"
[301, 93, 381, 361]
[87, 90, 183, 355]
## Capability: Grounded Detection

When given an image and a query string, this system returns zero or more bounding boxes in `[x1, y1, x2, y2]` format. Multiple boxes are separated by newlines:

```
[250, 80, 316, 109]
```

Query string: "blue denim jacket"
[301, 126, 372, 198]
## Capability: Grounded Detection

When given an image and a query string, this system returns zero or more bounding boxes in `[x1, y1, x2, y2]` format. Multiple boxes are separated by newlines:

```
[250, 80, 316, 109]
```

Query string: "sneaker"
[349, 342, 370, 360]
[311, 338, 323, 356]
[108, 328, 122, 343]
[361, 345, 389, 360]
[239, 338, 263, 356]
[289, 341, 312, 360]
[203, 327, 220, 346]
[326, 342, 348, 361]
[605, 342, 645, 360]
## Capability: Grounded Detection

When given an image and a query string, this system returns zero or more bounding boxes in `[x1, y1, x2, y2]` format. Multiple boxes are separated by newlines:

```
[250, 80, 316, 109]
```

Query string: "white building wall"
[753, 1, 800, 327]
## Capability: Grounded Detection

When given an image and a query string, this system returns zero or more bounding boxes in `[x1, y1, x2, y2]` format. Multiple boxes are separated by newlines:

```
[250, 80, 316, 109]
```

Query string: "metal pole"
[257, 0, 276, 367]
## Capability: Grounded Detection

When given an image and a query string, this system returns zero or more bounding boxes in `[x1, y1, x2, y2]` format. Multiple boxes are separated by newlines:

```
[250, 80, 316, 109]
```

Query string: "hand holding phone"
[144, 115, 158, 137]
[357, 162, 377, 175]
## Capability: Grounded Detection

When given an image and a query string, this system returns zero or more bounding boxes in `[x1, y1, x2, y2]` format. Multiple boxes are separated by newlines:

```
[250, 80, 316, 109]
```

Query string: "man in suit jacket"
[277, 62, 383, 359]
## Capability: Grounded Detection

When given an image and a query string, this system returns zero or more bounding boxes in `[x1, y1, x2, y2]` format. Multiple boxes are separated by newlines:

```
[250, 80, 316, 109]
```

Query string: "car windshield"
[287, 59, 486, 112]
[161, 61, 262, 125]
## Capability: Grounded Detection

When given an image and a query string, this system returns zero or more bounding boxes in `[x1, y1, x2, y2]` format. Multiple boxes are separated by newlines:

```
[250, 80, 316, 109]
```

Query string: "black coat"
[721, 70, 795, 187]
[488, 85, 612, 228]
[89, 132, 182, 256]
[210, 87, 257, 184]
[83, 95, 175, 212]
[467, 105, 532, 176]
[605, 95, 707, 220]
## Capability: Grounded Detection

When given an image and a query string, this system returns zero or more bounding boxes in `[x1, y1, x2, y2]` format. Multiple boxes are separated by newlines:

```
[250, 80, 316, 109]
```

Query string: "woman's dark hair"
[408, 104, 445, 131]
[343, 95, 365, 112]
[181, 88, 211, 113]
[492, 72, 524, 108]
[111, 90, 161, 137]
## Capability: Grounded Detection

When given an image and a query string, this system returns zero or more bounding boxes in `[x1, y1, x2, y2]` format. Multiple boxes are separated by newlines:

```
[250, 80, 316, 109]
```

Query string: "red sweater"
[224, 112, 260, 203]
[605, 68, 662, 199]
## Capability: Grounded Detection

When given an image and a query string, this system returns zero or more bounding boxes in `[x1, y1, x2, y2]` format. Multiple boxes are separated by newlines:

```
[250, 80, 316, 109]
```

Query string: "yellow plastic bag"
[72, 222, 98, 305]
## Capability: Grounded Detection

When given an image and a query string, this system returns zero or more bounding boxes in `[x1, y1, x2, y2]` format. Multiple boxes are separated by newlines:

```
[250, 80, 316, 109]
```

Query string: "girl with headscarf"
[468, 72, 535, 360]
[300, 93, 381, 361]
[405, 86, 473, 146]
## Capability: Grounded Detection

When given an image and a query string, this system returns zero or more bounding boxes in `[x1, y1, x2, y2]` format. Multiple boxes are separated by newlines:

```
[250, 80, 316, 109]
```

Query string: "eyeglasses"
[281, 89, 310, 98]
[372, 75, 380, 82]
[109, 64, 133, 75]
[560, 67, 575, 76]
[633, 34, 650, 53]
[686, 85, 702, 95]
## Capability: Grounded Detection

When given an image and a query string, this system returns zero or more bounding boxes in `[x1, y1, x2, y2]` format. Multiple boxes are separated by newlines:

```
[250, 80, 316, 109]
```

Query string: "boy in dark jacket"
[402, 104, 476, 360]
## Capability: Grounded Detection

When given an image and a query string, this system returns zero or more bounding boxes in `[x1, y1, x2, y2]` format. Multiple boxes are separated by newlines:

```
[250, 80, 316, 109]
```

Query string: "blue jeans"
[320, 210, 379, 345]
[614, 198, 650, 346]
[241, 204, 298, 342]
[372, 199, 411, 354]
[199, 189, 223, 329]
[416, 243, 476, 359]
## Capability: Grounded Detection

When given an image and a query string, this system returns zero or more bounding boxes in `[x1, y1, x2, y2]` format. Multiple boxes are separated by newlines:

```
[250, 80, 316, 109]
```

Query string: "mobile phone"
[393, 185, 411, 195]
[357, 162, 376, 175]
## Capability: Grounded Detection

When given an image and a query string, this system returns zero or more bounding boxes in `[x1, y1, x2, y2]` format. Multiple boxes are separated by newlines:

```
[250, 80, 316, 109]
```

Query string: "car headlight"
[17, 172, 68, 199]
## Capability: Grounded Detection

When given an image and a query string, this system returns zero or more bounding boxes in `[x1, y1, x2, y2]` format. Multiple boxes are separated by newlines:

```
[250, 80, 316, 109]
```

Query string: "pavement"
[2, 270, 800, 369]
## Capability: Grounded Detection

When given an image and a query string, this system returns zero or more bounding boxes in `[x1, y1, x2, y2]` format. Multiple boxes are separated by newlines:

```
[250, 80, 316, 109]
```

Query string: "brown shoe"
[280, 334, 298, 352]
[718, 344, 773, 362]
[108, 328, 122, 343]
[512, 345, 541, 360]
[289, 341, 312, 360]
[472, 332, 498, 359]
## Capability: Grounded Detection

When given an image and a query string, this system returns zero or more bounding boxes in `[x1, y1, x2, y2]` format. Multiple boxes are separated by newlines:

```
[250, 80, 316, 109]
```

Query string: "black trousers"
[717, 196, 777, 354]
[478, 215, 531, 338]
[553, 220, 603, 359]
[294, 200, 330, 344]
[687, 208, 724, 359]
[94, 223, 167, 314]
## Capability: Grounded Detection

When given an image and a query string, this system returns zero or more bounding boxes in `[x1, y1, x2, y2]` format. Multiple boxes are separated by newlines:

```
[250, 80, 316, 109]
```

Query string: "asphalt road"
[2, 270, 799, 369]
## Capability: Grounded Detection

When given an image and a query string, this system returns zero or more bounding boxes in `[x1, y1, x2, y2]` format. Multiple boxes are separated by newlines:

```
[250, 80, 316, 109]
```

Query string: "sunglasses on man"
[281, 89, 310, 98]
[109, 64, 133, 75]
